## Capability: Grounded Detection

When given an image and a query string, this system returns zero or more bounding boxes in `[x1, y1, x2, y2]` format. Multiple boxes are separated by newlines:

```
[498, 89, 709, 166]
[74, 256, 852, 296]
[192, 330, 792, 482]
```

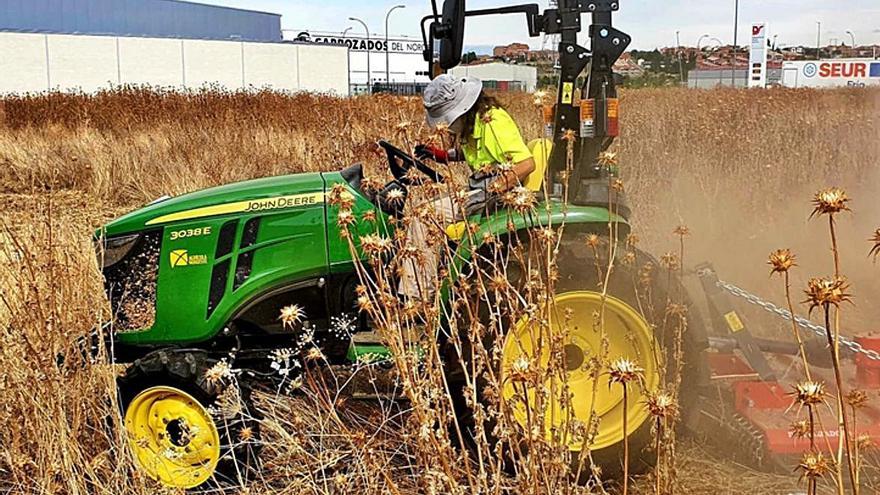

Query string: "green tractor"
[97, 0, 708, 489]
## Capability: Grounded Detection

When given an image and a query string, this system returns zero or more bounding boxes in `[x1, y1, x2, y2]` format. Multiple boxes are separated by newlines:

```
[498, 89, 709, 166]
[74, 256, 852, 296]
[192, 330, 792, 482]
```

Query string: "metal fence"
[687, 69, 782, 89]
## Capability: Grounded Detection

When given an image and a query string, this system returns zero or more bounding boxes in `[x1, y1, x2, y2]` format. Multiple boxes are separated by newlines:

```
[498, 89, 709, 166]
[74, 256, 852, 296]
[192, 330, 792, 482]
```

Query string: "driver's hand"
[414, 144, 449, 163]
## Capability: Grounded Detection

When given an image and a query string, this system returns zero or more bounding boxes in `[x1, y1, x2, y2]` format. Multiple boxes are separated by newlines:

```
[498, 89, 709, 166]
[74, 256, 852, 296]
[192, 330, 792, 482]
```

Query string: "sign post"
[749, 22, 769, 88]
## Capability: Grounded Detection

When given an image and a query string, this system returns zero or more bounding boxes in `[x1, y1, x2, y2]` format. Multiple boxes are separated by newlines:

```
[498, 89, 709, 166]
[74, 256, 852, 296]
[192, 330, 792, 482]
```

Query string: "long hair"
[460, 91, 502, 144]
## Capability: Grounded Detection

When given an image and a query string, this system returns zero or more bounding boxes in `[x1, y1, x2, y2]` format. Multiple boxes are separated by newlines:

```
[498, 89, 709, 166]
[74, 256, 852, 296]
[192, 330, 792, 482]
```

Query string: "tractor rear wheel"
[117, 350, 261, 490]
[447, 230, 708, 480]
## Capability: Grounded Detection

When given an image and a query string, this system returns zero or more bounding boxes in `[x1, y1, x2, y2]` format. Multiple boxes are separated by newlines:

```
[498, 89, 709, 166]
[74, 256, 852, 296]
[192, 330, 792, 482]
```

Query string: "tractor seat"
[444, 139, 552, 241]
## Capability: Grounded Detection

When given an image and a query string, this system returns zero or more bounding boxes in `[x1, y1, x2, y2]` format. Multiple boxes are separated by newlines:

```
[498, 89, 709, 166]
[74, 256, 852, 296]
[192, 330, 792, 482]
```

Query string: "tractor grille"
[101, 230, 161, 332]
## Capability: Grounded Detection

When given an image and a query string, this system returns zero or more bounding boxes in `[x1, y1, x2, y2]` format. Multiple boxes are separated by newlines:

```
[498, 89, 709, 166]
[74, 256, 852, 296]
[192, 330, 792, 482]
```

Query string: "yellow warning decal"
[561, 82, 574, 104]
[170, 249, 207, 268]
[146, 192, 325, 226]
[724, 311, 745, 332]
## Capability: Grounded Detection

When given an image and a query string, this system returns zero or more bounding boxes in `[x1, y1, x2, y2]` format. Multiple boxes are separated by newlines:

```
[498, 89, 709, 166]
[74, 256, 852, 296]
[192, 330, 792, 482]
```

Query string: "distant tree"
[461, 51, 478, 64]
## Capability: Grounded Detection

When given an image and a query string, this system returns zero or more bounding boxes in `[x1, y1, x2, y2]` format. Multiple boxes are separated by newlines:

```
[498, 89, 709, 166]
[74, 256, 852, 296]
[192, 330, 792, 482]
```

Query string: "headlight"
[96, 233, 140, 269]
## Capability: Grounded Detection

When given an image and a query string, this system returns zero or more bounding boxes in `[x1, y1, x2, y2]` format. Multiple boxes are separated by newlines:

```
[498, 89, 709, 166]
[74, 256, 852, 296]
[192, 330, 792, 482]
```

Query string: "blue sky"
[208, 0, 880, 51]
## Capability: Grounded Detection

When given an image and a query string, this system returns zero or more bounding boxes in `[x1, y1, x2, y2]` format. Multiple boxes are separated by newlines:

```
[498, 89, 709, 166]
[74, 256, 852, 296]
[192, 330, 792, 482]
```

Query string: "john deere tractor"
[97, 0, 708, 489]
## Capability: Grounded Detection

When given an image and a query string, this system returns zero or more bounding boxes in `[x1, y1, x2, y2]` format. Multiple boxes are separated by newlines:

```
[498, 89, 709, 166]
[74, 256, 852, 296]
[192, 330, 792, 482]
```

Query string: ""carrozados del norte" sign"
[307, 35, 425, 55]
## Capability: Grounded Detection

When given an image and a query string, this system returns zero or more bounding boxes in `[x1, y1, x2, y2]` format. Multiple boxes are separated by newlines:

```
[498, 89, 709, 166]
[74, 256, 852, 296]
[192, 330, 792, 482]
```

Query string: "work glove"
[415, 144, 457, 164]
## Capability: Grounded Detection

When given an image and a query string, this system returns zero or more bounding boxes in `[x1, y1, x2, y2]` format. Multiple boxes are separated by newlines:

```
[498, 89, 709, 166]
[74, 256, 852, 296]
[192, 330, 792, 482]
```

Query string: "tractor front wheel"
[118, 350, 261, 489]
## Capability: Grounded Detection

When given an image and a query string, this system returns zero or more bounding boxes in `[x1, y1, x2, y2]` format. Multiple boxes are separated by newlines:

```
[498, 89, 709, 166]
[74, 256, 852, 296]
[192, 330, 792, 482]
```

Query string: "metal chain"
[715, 279, 880, 361]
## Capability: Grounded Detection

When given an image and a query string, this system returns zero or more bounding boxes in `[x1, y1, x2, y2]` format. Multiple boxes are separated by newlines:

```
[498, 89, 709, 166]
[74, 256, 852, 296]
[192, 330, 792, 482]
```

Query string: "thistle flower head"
[304, 347, 325, 362]
[597, 151, 618, 167]
[328, 183, 354, 209]
[791, 380, 826, 407]
[768, 248, 797, 276]
[810, 187, 850, 218]
[608, 358, 644, 386]
[385, 188, 406, 205]
[585, 233, 601, 249]
[803, 276, 852, 314]
[359, 234, 392, 257]
[845, 389, 869, 409]
[796, 451, 831, 482]
[205, 359, 234, 386]
[645, 391, 678, 419]
[501, 186, 537, 213]
[561, 129, 576, 142]
[789, 420, 810, 439]
[660, 252, 680, 271]
[337, 209, 356, 228]
[673, 225, 690, 237]
[279, 304, 305, 329]
[869, 229, 880, 261]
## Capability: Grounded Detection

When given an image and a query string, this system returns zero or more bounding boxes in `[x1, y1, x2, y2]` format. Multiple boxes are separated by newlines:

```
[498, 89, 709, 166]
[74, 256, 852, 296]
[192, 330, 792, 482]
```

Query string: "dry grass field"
[0, 86, 878, 494]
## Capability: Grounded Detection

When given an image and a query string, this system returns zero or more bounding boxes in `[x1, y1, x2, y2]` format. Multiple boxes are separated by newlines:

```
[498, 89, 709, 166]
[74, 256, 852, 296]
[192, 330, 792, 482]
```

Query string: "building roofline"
[157, 0, 281, 18]
[0, 28, 285, 43]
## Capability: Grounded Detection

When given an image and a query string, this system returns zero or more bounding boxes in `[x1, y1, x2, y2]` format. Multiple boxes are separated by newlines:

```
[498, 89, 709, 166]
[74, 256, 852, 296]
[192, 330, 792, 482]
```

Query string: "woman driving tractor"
[398, 74, 537, 299]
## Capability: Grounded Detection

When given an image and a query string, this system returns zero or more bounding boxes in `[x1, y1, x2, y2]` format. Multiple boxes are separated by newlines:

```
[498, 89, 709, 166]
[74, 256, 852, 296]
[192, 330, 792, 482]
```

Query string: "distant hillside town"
[462, 41, 880, 88]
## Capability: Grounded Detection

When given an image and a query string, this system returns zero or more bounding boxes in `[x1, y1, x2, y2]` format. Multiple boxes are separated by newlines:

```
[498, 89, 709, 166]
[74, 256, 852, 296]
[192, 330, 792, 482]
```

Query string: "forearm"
[491, 158, 536, 192]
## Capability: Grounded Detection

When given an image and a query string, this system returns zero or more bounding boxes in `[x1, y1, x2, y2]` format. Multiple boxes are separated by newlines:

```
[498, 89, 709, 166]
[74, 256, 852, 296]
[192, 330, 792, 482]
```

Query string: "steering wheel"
[378, 140, 446, 185]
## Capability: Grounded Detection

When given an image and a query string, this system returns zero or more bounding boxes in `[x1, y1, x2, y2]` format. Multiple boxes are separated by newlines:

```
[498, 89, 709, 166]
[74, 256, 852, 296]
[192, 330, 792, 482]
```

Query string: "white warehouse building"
[0, 32, 350, 95]
[449, 62, 538, 92]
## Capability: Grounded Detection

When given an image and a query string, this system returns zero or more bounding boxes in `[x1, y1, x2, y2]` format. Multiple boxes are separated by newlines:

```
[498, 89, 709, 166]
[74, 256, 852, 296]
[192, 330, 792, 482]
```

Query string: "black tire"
[445, 229, 709, 481]
[117, 349, 261, 491]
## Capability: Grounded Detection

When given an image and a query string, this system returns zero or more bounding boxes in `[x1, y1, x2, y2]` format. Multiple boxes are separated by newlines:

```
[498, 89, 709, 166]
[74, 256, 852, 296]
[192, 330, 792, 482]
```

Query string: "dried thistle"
[205, 358, 234, 386]
[845, 389, 869, 409]
[328, 183, 354, 209]
[796, 451, 831, 482]
[385, 188, 406, 206]
[597, 151, 618, 167]
[768, 248, 797, 276]
[645, 391, 678, 419]
[672, 225, 690, 237]
[791, 380, 827, 407]
[869, 229, 880, 260]
[359, 234, 392, 257]
[279, 304, 305, 329]
[790, 420, 811, 439]
[585, 233, 601, 249]
[501, 186, 537, 213]
[803, 276, 852, 314]
[561, 129, 576, 142]
[608, 358, 644, 387]
[810, 187, 850, 218]
[659, 252, 680, 271]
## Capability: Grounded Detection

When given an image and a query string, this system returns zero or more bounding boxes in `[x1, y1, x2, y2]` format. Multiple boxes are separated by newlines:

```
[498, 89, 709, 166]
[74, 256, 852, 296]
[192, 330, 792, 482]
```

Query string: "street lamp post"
[816, 21, 821, 60]
[676, 31, 684, 84]
[342, 27, 353, 38]
[732, 0, 739, 87]
[696, 34, 710, 52]
[385, 5, 406, 89]
[696, 34, 710, 72]
[846, 30, 856, 53]
[349, 17, 371, 94]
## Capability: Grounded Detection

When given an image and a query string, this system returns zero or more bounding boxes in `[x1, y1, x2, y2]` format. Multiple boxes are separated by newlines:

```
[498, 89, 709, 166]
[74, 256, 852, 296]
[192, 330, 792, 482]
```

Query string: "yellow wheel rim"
[124, 386, 221, 488]
[502, 291, 659, 451]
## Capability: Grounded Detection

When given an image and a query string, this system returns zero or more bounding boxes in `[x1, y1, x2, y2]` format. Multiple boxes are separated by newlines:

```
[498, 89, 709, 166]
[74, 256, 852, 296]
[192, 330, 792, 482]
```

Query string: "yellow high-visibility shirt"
[461, 107, 532, 171]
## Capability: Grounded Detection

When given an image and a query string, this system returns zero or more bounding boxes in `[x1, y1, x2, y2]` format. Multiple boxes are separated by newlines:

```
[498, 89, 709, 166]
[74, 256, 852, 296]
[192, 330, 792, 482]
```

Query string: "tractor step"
[346, 331, 392, 364]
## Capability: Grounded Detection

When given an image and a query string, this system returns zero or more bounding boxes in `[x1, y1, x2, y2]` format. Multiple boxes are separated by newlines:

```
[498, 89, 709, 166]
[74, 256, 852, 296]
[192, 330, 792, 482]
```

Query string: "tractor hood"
[101, 173, 326, 237]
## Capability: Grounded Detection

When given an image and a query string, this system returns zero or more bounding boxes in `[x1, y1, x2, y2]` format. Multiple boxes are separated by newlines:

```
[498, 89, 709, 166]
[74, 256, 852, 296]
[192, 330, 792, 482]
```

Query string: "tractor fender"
[452, 202, 629, 266]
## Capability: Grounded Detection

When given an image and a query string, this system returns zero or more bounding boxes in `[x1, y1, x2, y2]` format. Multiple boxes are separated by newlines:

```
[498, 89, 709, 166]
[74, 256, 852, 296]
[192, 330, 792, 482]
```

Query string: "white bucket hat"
[423, 74, 483, 128]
